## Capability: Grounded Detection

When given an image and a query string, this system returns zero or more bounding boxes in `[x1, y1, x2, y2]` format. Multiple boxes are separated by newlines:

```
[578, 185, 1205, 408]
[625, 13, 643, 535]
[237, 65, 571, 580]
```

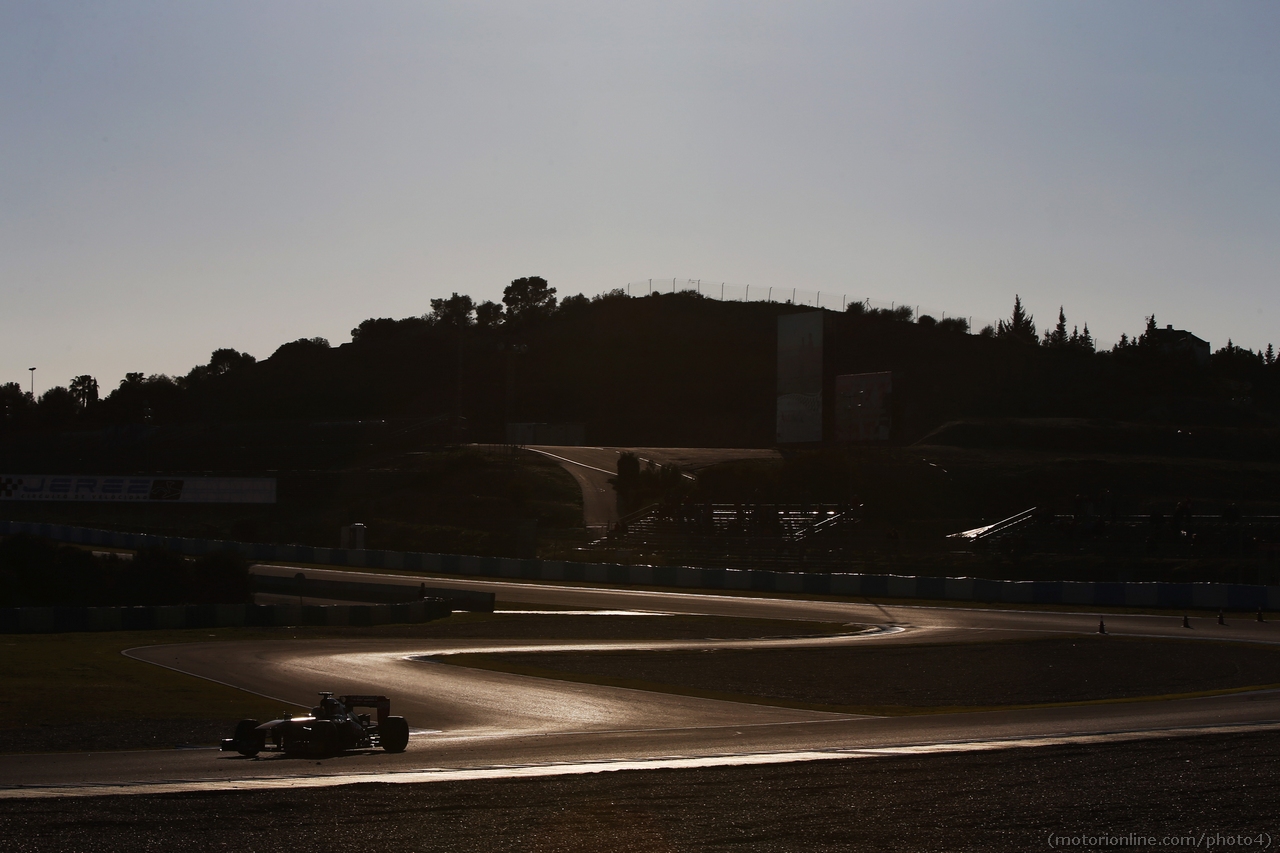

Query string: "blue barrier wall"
[3, 519, 1278, 611]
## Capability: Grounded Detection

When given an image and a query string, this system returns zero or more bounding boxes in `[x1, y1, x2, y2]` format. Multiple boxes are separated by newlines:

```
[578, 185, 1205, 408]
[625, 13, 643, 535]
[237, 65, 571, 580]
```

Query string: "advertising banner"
[0, 476, 276, 504]
[776, 311, 824, 443]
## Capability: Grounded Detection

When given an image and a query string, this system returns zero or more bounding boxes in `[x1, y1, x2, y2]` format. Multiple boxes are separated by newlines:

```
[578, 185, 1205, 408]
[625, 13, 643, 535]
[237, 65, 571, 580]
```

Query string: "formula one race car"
[221, 693, 410, 757]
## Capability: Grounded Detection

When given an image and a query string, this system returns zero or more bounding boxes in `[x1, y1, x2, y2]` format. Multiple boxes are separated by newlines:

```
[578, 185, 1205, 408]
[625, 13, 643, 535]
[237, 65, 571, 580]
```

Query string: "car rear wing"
[338, 694, 391, 726]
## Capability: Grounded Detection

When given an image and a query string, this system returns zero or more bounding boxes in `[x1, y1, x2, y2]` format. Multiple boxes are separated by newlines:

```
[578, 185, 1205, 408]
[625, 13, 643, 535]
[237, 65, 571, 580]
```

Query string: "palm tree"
[68, 375, 98, 409]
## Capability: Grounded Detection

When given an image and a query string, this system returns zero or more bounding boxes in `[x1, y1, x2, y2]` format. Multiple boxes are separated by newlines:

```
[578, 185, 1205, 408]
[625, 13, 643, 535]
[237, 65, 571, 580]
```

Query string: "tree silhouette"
[428, 292, 476, 328]
[503, 277, 557, 323]
[350, 316, 427, 344]
[1043, 307, 1069, 348]
[475, 300, 505, 329]
[1069, 324, 1095, 353]
[609, 451, 643, 515]
[1138, 314, 1159, 347]
[996, 295, 1037, 345]
[37, 386, 78, 429]
[69, 375, 99, 408]
[209, 349, 256, 375]
[0, 382, 33, 429]
[558, 293, 591, 314]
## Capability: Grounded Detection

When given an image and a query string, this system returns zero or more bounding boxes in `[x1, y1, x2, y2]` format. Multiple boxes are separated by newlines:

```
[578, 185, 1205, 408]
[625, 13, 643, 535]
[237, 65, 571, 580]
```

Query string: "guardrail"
[4, 519, 1278, 611]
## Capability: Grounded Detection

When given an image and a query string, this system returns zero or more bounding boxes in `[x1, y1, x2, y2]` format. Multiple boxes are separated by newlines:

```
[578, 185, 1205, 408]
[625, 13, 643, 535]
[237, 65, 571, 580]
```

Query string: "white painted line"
[492, 610, 673, 616]
[522, 448, 617, 476]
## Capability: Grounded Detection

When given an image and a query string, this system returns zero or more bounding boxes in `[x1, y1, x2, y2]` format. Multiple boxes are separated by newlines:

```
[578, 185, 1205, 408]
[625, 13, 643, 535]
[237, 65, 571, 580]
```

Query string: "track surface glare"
[2, 577, 1278, 799]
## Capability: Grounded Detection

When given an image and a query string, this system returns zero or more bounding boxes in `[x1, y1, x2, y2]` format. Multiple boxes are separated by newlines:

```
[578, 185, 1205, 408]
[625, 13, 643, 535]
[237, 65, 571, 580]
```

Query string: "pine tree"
[996, 295, 1038, 345]
[1138, 314, 1158, 346]
[1043, 307, 1068, 348]
[1065, 323, 1096, 354]
[1266, 343, 1275, 365]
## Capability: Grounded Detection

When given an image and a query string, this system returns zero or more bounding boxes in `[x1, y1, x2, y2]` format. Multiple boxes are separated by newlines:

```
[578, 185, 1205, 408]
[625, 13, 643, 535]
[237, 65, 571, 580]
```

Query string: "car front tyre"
[233, 719, 262, 757]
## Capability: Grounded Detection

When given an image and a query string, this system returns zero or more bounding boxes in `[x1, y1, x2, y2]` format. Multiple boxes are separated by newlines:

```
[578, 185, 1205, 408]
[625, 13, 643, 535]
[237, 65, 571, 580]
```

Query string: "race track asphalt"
[2, 575, 1278, 799]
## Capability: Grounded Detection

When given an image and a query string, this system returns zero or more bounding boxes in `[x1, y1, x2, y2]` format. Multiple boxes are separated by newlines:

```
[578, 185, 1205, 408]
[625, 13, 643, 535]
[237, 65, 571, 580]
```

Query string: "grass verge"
[438, 635, 1280, 716]
[0, 612, 845, 753]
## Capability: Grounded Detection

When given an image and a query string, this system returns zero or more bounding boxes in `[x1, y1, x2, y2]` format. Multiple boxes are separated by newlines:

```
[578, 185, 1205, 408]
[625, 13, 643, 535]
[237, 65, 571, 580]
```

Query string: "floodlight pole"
[28, 367, 35, 397]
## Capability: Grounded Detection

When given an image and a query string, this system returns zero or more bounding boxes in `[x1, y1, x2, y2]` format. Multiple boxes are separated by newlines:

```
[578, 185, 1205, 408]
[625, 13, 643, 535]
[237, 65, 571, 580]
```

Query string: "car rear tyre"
[381, 716, 409, 753]
[233, 719, 262, 757]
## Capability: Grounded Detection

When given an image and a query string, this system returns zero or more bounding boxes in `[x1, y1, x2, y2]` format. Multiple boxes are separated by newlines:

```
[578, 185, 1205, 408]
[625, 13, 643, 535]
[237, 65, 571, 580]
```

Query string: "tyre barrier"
[0, 599, 451, 634]
[3, 519, 1279, 611]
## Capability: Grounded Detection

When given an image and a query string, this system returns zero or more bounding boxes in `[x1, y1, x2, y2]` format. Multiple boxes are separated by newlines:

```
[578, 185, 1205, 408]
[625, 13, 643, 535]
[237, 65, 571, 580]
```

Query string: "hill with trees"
[3, 278, 1279, 451]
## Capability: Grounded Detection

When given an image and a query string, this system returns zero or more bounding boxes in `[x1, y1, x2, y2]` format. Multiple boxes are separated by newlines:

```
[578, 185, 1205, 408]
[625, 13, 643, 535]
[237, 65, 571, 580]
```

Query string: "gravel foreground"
[3, 730, 1278, 852]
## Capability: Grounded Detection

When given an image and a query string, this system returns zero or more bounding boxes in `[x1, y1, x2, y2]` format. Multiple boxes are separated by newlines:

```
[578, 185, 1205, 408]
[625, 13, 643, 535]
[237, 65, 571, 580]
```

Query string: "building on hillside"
[1148, 325, 1210, 366]
[776, 312, 896, 444]
[776, 312, 825, 443]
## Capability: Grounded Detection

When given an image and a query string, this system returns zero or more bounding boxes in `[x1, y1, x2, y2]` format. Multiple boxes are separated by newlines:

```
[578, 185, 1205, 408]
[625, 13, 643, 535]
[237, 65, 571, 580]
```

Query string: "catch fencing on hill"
[3, 519, 1278, 612]
[623, 279, 995, 331]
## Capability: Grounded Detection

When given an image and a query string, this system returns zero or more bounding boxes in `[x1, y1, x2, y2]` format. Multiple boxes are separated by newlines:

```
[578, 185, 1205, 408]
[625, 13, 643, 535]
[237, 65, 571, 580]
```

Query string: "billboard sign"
[0, 476, 277, 504]
[776, 311, 824, 443]
[835, 372, 892, 442]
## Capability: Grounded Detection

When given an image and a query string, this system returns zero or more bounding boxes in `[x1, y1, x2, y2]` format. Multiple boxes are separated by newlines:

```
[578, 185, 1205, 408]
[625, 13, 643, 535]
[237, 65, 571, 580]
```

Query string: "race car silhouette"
[221, 692, 410, 757]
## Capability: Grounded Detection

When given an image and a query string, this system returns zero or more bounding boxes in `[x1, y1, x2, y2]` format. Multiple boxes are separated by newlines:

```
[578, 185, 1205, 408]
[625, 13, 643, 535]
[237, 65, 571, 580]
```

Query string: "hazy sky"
[3, 1, 1279, 394]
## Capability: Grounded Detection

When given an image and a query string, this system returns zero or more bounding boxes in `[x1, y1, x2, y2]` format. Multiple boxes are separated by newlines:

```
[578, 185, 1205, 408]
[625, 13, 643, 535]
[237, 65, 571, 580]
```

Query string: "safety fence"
[623, 278, 995, 332]
[4, 520, 1279, 612]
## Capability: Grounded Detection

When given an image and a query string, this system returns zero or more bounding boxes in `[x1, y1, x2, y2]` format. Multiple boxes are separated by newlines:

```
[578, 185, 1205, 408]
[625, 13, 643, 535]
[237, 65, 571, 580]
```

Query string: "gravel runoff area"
[3, 730, 1278, 851]
[455, 636, 1280, 712]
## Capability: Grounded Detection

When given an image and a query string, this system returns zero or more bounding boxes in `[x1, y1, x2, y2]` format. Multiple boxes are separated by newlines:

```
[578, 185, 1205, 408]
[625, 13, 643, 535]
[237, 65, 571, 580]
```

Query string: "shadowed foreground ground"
[3, 730, 1277, 852]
